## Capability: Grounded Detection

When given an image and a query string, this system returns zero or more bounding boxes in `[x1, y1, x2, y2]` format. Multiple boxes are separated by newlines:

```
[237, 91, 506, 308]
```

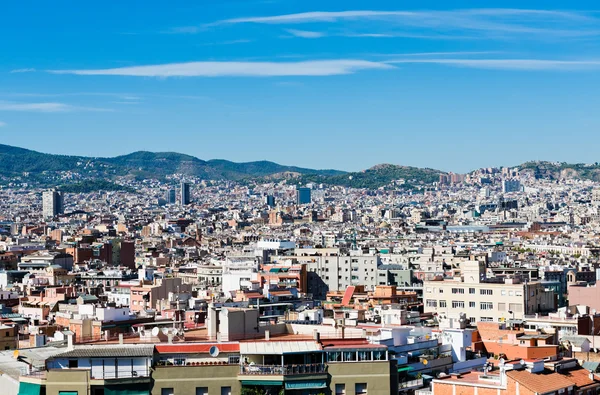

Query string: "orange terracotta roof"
[561, 368, 597, 388]
[506, 369, 579, 393]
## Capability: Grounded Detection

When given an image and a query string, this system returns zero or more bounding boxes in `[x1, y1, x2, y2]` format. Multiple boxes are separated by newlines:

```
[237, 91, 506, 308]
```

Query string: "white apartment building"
[220, 255, 258, 294]
[424, 260, 555, 325]
[271, 248, 381, 299]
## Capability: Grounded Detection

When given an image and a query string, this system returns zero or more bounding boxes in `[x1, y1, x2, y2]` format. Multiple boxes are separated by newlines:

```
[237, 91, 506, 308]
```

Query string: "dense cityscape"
[1, 157, 600, 395]
[5, 1, 600, 394]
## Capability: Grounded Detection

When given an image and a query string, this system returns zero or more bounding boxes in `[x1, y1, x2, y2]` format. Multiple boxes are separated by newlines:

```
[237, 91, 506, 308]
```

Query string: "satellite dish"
[151, 327, 160, 337]
[209, 346, 220, 357]
[140, 330, 146, 337]
[520, 359, 525, 366]
[162, 328, 169, 335]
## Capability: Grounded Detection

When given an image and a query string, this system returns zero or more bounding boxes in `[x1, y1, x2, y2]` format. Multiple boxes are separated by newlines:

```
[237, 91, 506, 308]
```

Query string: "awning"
[18, 382, 41, 395]
[104, 385, 150, 395]
[398, 366, 413, 373]
[241, 381, 282, 386]
[285, 381, 327, 390]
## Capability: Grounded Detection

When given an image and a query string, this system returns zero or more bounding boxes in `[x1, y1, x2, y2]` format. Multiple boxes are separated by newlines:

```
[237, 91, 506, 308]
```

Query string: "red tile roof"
[506, 368, 595, 394]
[155, 343, 240, 354]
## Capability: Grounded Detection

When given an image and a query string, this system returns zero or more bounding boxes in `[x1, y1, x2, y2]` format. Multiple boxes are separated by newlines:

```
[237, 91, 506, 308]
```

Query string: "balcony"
[240, 363, 327, 376]
[399, 378, 424, 390]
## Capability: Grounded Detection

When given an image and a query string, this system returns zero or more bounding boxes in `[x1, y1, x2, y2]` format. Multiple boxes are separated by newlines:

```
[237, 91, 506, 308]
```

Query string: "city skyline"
[3, 1, 600, 172]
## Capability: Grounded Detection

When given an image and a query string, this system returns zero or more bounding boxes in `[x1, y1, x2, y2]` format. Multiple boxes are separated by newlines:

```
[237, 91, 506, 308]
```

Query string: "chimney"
[265, 330, 270, 341]
[119, 333, 124, 345]
[313, 329, 320, 342]
[67, 332, 75, 351]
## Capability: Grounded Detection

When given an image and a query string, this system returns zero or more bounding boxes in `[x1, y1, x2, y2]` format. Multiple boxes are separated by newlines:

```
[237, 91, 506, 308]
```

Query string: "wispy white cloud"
[0, 101, 112, 113]
[0, 121, 6, 127]
[214, 9, 592, 25]
[10, 68, 36, 73]
[49, 60, 394, 77]
[380, 51, 502, 57]
[346, 33, 394, 38]
[285, 29, 326, 38]
[197, 39, 253, 46]
[385, 58, 600, 70]
[210, 9, 599, 39]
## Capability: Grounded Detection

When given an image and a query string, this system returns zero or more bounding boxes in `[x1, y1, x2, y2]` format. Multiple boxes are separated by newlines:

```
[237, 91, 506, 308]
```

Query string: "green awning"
[241, 381, 282, 386]
[58, 392, 78, 395]
[104, 388, 150, 395]
[285, 381, 327, 390]
[18, 382, 41, 395]
[269, 268, 281, 273]
[398, 366, 413, 373]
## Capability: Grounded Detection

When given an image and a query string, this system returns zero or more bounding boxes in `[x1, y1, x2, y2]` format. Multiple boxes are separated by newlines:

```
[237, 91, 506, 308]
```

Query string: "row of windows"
[327, 350, 386, 362]
[427, 287, 524, 297]
[160, 384, 368, 395]
[336, 383, 368, 395]
[161, 388, 231, 395]
[426, 300, 496, 310]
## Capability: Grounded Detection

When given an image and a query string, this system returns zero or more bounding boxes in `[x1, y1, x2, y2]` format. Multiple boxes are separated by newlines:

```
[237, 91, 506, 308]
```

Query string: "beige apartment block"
[424, 261, 555, 325]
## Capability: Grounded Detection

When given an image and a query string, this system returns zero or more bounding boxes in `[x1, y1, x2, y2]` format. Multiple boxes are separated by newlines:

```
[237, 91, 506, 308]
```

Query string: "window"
[426, 288, 432, 293]
[480, 302, 493, 310]
[469, 302, 476, 308]
[358, 351, 371, 361]
[426, 300, 437, 308]
[452, 301, 465, 309]
[440, 300, 447, 308]
[161, 389, 174, 395]
[221, 387, 231, 395]
[196, 388, 208, 395]
[174, 358, 186, 366]
[480, 317, 494, 322]
[373, 350, 385, 361]
[469, 317, 476, 324]
[515, 291, 523, 297]
[452, 288, 465, 294]
[439, 288, 443, 293]
[480, 289, 493, 296]
[328, 351, 342, 362]
[501, 290, 506, 296]
[509, 291, 514, 296]
[343, 351, 357, 362]
[68, 360, 78, 368]
[228, 355, 240, 365]
[469, 288, 475, 294]
[355, 383, 368, 395]
[335, 384, 346, 395]
[509, 303, 523, 313]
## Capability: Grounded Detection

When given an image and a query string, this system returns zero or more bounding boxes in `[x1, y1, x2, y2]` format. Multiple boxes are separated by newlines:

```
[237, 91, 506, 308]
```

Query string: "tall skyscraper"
[42, 189, 63, 218]
[265, 195, 276, 207]
[296, 187, 311, 205]
[180, 182, 191, 206]
[166, 189, 177, 205]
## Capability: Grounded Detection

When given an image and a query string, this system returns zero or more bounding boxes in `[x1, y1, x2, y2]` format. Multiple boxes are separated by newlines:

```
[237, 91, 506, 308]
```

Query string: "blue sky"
[2, 1, 600, 172]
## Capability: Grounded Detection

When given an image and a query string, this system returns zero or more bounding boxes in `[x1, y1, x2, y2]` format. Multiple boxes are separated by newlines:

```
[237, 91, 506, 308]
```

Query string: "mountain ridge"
[2, 144, 599, 188]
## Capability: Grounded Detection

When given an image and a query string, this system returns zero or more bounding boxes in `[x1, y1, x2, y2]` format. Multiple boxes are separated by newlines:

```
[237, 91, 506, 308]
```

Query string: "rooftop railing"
[240, 363, 327, 376]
